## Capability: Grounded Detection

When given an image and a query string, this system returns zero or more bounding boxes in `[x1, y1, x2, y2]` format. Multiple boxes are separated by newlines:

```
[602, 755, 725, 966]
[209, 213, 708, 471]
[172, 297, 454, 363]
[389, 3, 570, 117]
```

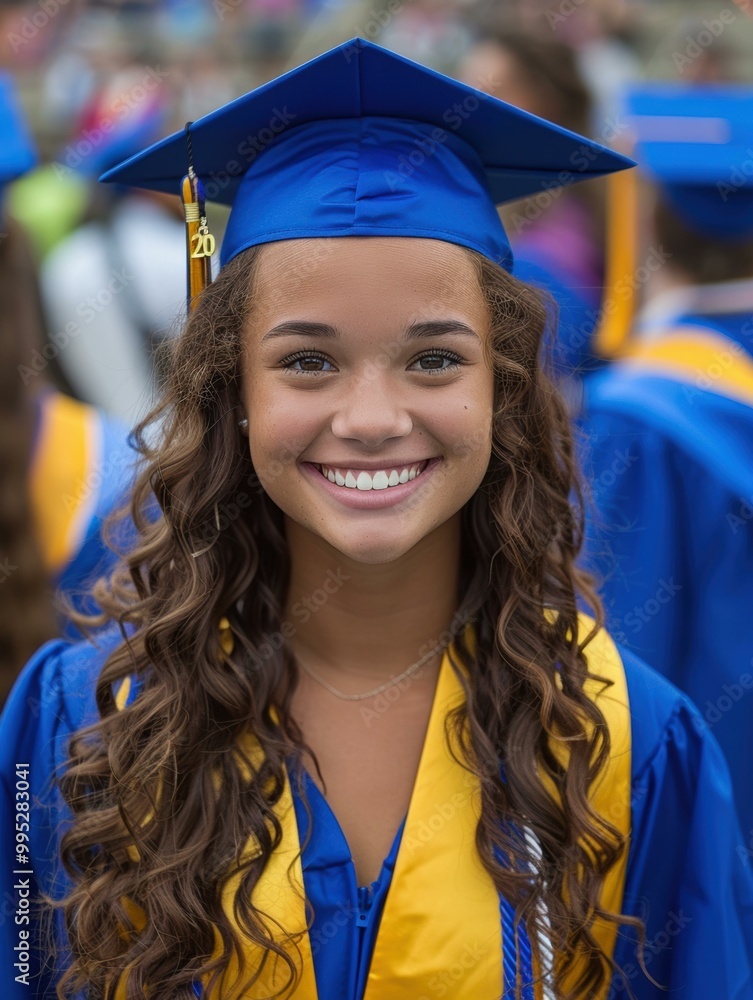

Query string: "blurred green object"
[6, 163, 88, 260]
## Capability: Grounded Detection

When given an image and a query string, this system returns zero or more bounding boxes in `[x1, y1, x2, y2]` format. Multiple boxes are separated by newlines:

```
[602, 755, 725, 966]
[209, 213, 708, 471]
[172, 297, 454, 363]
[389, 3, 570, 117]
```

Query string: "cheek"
[438, 385, 494, 470]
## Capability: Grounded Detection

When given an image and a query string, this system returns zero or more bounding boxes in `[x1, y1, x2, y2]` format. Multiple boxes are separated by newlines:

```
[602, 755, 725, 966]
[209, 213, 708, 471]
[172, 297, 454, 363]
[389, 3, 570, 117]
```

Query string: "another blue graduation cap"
[100, 37, 633, 291]
[625, 84, 753, 241]
[0, 73, 37, 198]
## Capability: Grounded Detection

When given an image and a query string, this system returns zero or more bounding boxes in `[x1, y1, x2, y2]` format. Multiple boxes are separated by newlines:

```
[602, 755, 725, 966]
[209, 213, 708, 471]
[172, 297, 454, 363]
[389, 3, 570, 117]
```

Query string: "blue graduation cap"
[0, 72, 37, 198]
[625, 84, 753, 241]
[100, 37, 633, 307]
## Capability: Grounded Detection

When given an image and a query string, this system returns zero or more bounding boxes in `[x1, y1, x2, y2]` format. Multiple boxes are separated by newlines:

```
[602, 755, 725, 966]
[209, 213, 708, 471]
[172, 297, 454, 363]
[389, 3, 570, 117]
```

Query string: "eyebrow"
[260, 319, 479, 343]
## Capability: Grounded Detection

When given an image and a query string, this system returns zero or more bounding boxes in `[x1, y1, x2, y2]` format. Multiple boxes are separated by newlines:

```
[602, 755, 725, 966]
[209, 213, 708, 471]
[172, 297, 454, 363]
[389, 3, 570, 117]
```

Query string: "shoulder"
[0, 627, 127, 775]
[581, 368, 753, 500]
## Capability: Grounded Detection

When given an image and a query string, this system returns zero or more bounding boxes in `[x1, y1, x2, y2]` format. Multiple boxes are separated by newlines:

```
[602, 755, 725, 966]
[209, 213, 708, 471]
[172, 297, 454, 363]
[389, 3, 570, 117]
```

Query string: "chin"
[322, 528, 426, 566]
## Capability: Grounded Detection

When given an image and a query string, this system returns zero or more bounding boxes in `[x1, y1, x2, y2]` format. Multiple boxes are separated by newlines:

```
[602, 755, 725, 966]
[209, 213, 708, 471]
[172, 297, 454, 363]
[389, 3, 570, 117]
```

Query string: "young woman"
[1, 40, 751, 1000]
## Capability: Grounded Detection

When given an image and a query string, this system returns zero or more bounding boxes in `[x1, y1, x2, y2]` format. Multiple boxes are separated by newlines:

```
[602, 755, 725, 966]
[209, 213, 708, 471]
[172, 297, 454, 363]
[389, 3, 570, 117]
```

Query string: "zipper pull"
[355, 884, 372, 927]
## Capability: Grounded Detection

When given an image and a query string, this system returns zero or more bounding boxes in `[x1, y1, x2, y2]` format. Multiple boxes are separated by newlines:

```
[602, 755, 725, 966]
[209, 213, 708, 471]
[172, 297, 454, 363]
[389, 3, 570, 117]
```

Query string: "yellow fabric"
[593, 169, 639, 358]
[619, 326, 753, 408]
[28, 391, 99, 576]
[111, 613, 631, 999]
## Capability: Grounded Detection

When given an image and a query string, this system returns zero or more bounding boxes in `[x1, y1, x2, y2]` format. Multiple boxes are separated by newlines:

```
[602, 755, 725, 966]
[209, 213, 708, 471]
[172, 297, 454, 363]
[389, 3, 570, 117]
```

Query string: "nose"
[329, 368, 413, 447]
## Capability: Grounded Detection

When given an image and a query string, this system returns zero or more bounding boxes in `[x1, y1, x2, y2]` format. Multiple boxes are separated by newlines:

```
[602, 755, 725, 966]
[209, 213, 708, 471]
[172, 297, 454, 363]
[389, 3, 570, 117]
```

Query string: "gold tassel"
[181, 123, 215, 313]
[592, 168, 639, 358]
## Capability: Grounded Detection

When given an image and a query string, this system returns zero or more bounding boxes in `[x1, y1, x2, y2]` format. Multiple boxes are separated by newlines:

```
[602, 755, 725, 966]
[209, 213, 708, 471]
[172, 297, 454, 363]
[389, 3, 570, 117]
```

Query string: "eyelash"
[278, 349, 466, 376]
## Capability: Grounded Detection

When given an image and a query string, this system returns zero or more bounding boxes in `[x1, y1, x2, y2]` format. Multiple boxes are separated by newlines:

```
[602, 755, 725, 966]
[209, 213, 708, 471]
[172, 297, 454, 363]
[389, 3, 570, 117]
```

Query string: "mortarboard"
[625, 84, 753, 242]
[100, 37, 634, 309]
[0, 73, 37, 199]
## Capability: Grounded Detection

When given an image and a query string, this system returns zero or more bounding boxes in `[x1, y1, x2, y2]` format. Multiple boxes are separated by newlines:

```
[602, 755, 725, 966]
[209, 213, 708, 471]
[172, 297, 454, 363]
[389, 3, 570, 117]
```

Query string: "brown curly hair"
[51, 242, 642, 999]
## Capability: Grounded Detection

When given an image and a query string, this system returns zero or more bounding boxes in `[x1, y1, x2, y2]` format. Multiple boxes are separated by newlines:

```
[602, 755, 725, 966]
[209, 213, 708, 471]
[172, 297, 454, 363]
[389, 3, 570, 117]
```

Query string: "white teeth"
[318, 461, 431, 491]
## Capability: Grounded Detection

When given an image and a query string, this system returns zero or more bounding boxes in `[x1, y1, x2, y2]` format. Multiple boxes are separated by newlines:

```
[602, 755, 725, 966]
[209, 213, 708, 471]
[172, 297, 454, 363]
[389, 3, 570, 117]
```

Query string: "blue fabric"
[51, 406, 139, 640]
[624, 84, 753, 240]
[580, 312, 753, 835]
[2, 632, 751, 998]
[514, 255, 606, 385]
[99, 37, 633, 273]
[0, 71, 37, 190]
[611, 645, 753, 999]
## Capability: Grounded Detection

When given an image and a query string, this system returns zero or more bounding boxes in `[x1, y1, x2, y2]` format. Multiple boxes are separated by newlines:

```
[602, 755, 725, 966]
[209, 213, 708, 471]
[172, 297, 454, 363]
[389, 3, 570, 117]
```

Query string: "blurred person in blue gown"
[1, 45, 752, 1000]
[0, 72, 137, 704]
[580, 83, 753, 837]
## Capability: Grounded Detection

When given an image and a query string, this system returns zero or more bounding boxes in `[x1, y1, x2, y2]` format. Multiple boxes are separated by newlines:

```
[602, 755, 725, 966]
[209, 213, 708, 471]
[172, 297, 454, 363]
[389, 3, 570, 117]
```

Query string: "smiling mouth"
[314, 460, 431, 491]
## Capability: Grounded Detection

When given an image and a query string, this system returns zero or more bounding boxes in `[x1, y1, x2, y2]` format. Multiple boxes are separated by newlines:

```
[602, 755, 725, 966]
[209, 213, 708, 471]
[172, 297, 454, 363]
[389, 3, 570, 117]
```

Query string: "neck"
[281, 516, 464, 683]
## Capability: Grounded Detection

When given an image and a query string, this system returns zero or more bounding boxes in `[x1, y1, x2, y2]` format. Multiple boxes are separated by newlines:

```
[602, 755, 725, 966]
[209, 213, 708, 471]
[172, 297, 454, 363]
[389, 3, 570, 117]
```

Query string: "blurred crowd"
[2, 0, 753, 825]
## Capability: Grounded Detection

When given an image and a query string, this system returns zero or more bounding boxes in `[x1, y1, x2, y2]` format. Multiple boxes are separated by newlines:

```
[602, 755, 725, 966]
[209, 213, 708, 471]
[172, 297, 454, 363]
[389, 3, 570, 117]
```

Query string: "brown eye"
[411, 350, 464, 373]
[279, 351, 336, 375]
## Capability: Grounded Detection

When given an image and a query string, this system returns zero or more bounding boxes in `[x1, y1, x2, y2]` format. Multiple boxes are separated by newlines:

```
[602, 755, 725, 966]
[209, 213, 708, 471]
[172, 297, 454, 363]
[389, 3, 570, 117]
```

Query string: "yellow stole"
[114, 614, 631, 999]
[28, 391, 101, 576]
[620, 326, 753, 408]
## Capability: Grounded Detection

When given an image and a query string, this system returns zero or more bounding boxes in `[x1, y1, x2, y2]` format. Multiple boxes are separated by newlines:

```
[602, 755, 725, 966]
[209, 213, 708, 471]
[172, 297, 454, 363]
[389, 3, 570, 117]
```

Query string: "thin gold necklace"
[295, 638, 451, 702]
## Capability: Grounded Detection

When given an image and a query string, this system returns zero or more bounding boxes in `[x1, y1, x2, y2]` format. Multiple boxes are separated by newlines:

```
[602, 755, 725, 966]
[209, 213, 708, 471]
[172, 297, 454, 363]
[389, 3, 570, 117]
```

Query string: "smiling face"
[239, 237, 494, 565]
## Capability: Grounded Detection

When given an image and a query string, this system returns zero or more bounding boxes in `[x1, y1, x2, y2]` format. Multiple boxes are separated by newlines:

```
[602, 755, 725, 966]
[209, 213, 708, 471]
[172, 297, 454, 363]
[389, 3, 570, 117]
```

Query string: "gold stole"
[620, 326, 753, 408]
[28, 391, 100, 576]
[114, 614, 631, 999]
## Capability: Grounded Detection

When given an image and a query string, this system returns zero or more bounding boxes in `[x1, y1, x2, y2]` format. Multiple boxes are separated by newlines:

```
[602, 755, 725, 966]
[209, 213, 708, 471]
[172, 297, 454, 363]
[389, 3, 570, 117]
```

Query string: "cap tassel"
[182, 123, 215, 312]
[593, 168, 639, 358]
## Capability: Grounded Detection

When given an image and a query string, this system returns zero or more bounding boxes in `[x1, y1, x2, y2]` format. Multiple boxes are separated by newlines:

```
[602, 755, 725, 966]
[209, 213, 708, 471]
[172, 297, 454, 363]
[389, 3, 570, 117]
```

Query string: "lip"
[307, 459, 432, 472]
[300, 457, 442, 510]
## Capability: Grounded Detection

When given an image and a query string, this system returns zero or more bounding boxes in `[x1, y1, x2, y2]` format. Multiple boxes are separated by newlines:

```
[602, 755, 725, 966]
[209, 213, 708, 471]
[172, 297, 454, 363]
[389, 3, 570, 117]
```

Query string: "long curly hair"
[52, 242, 643, 999]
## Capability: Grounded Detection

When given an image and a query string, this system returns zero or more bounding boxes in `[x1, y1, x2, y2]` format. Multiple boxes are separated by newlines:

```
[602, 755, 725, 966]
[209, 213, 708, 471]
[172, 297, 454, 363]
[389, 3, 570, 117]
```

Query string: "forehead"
[249, 237, 486, 321]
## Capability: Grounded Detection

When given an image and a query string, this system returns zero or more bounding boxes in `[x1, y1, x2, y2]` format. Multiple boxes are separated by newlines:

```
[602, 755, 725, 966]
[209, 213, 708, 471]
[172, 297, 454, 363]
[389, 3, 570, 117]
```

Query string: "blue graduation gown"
[1, 630, 751, 999]
[27, 388, 138, 639]
[579, 310, 753, 836]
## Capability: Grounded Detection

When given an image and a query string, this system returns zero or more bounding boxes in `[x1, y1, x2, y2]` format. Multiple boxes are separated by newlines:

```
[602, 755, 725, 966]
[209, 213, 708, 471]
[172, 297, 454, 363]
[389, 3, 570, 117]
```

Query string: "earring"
[238, 417, 248, 431]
